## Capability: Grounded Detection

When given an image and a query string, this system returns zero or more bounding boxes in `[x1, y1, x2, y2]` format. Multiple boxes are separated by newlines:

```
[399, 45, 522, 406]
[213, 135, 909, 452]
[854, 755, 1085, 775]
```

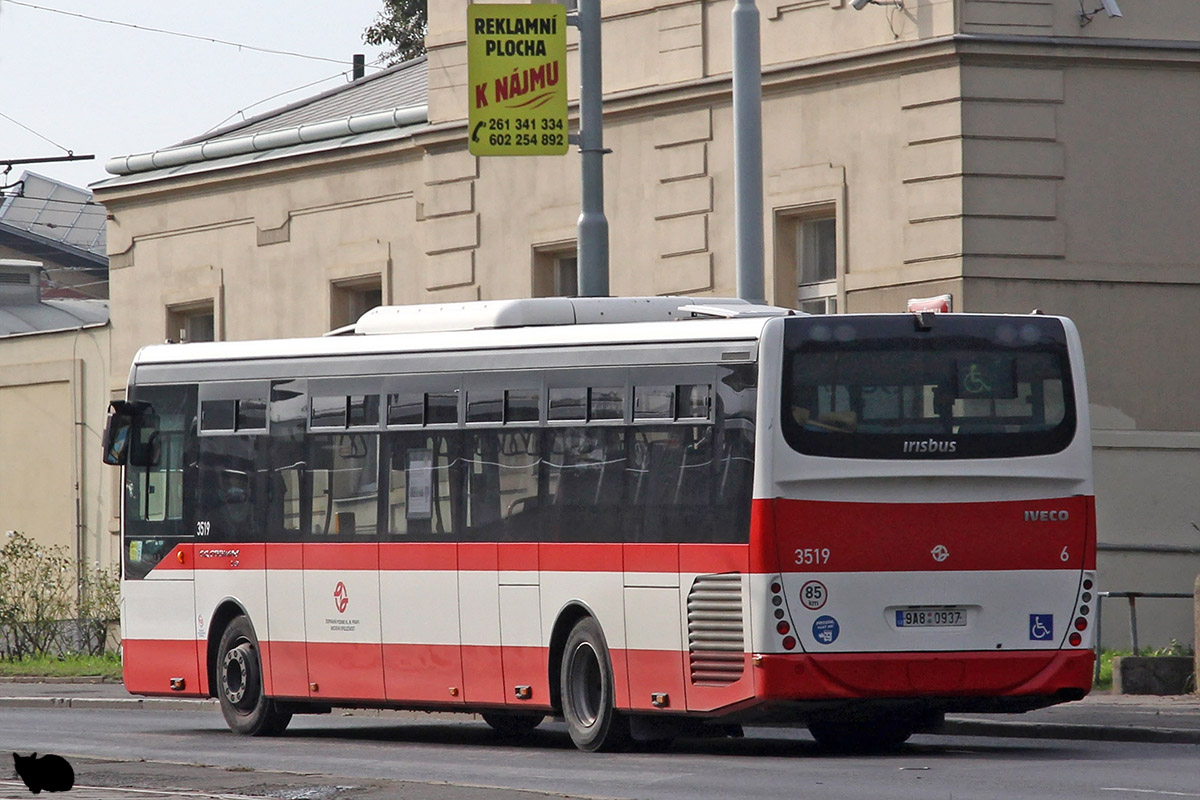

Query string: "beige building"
[0, 173, 115, 575]
[93, 0, 1200, 647]
[0, 260, 113, 570]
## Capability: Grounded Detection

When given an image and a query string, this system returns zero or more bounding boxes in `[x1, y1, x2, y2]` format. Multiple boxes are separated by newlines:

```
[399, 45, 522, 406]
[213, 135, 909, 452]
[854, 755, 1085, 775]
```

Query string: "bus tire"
[481, 712, 545, 738]
[216, 616, 292, 736]
[807, 717, 914, 752]
[560, 616, 630, 752]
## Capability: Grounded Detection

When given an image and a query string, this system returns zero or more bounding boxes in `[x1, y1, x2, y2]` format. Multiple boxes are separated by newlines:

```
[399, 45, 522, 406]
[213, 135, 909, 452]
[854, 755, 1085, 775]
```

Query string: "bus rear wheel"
[807, 717, 914, 752]
[560, 617, 630, 752]
[216, 616, 292, 736]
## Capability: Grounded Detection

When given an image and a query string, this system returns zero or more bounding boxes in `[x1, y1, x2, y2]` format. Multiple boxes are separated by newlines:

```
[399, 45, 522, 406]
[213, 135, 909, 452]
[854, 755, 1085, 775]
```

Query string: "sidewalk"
[2, 678, 1198, 745]
[940, 693, 1200, 744]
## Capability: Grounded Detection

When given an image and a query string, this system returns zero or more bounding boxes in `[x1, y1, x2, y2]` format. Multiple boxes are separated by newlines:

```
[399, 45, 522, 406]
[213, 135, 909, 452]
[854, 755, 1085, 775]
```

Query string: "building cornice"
[94, 31, 1200, 205]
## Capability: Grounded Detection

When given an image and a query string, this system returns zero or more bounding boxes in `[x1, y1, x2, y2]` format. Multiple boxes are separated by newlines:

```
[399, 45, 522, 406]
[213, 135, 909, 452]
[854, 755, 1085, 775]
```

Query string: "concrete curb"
[0, 676, 121, 684]
[940, 718, 1200, 746]
[0, 696, 217, 712]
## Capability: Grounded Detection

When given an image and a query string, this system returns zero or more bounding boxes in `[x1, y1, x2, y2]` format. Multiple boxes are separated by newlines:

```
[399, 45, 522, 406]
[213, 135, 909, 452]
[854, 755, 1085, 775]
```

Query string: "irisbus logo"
[903, 439, 957, 455]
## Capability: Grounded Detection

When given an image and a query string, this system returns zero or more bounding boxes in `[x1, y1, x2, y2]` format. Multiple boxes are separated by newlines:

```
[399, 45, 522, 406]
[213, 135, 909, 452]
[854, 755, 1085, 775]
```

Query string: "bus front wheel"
[216, 616, 292, 736]
[560, 617, 630, 752]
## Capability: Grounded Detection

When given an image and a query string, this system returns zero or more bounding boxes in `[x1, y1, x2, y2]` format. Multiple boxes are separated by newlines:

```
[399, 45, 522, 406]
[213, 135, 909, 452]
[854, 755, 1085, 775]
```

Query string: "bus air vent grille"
[686, 573, 745, 685]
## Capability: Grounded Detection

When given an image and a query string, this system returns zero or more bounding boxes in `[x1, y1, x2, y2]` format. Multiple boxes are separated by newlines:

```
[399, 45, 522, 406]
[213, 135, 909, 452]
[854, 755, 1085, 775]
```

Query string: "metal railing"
[1093, 590, 1193, 683]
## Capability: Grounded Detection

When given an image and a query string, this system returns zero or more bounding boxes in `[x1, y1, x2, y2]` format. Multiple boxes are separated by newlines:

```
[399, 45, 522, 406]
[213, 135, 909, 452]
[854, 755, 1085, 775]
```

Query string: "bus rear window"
[781, 315, 1076, 459]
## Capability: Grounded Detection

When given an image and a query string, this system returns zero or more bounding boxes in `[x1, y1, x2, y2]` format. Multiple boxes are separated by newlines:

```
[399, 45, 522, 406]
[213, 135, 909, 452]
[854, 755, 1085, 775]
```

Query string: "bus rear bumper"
[753, 649, 1094, 714]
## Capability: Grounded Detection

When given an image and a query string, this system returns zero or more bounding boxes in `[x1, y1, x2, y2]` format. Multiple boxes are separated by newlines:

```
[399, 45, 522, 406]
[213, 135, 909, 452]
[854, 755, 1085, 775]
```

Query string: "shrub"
[77, 563, 121, 656]
[0, 532, 120, 659]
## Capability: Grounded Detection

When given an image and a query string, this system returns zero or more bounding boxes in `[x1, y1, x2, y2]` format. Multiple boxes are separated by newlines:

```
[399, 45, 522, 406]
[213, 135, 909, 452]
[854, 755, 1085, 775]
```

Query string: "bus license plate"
[895, 607, 967, 628]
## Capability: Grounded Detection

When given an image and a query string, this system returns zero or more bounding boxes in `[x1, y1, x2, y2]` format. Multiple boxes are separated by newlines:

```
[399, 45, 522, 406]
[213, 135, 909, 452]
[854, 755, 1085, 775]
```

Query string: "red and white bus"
[103, 296, 1095, 751]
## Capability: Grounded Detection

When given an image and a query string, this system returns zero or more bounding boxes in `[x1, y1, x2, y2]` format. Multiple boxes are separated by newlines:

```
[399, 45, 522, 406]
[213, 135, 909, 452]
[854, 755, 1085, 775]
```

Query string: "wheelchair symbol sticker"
[1029, 614, 1054, 641]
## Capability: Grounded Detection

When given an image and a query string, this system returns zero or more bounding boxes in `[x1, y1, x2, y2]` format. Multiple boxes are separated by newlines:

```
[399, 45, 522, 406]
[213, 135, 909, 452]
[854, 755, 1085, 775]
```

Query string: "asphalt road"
[2, 705, 1200, 800]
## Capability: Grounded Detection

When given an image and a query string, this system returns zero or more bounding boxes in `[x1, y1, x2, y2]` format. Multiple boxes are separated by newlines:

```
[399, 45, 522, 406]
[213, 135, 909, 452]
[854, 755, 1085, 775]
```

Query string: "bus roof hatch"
[351, 296, 792, 335]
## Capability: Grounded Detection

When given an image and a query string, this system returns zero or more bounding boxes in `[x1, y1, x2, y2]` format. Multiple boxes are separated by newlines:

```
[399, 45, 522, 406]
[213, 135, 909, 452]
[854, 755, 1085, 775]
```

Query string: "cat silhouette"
[12, 752, 74, 794]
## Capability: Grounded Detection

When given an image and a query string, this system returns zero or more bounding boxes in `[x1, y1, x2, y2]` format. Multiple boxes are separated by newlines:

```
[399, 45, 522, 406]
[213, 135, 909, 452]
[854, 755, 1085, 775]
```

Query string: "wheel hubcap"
[568, 642, 602, 727]
[222, 643, 252, 707]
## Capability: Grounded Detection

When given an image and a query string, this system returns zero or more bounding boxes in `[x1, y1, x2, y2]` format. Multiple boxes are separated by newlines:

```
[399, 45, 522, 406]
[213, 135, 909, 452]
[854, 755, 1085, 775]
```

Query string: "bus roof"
[133, 297, 798, 367]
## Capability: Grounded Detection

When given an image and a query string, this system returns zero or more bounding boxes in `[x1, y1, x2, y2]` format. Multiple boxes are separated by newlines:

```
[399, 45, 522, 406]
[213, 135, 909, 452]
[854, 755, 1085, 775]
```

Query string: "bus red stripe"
[538, 543, 622, 572]
[122, 639, 203, 697]
[160, 542, 756, 573]
[123, 636, 1093, 711]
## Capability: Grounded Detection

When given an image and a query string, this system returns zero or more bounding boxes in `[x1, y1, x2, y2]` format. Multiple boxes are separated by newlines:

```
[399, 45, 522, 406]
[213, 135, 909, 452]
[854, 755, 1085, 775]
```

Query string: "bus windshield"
[781, 314, 1076, 460]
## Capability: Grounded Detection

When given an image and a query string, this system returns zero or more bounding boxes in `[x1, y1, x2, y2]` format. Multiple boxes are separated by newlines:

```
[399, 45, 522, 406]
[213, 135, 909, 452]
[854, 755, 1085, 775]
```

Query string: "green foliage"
[0, 532, 121, 661]
[77, 563, 121, 657]
[1095, 644, 1196, 691]
[0, 653, 121, 679]
[1148, 639, 1195, 658]
[364, 0, 428, 65]
[1095, 649, 1123, 690]
[0, 533, 75, 659]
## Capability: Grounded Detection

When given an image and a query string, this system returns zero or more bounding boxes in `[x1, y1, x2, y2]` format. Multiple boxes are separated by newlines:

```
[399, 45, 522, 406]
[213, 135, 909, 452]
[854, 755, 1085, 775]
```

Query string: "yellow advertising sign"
[467, 4, 568, 157]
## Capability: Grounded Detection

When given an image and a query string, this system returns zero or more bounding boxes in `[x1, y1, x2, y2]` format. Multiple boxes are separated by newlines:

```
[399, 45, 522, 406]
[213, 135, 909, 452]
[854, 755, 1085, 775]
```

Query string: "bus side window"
[385, 431, 457, 539]
[266, 380, 308, 541]
[497, 431, 540, 536]
[121, 384, 196, 580]
[464, 432, 503, 536]
[547, 426, 626, 542]
[631, 426, 713, 542]
[713, 365, 756, 543]
[196, 435, 258, 542]
[306, 434, 383, 539]
[124, 388, 192, 526]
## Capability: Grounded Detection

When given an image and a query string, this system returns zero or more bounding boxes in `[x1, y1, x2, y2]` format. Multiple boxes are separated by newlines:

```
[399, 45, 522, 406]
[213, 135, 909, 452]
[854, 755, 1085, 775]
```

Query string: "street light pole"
[732, 0, 766, 304]
[572, 0, 609, 297]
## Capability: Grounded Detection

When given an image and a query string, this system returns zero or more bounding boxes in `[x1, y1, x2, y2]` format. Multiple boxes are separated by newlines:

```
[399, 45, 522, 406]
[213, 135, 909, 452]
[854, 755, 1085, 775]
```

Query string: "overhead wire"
[0, 193, 103, 210]
[2, 0, 387, 185]
[14, 222, 107, 233]
[202, 55, 389, 135]
[0, 110, 74, 155]
[0, 0, 359, 66]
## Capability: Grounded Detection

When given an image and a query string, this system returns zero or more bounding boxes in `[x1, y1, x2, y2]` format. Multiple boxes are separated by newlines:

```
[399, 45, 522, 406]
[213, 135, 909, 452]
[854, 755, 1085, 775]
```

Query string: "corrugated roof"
[0, 172, 106, 258]
[183, 57, 428, 145]
[96, 58, 430, 189]
[0, 298, 108, 337]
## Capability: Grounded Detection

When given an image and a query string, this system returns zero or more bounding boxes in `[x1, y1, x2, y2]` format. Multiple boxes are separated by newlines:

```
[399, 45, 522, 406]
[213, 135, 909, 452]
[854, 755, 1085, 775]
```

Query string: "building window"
[167, 301, 215, 343]
[533, 246, 578, 297]
[330, 276, 383, 330]
[777, 211, 838, 314]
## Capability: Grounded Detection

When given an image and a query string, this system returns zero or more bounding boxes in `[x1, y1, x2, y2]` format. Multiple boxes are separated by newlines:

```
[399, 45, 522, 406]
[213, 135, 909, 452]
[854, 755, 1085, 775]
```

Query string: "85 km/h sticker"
[799, 580, 828, 610]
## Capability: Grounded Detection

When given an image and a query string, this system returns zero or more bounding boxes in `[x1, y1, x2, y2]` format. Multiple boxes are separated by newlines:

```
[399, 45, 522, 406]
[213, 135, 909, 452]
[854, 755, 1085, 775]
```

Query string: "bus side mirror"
[102, 405, 135, 466]
[102, 401, 159, 467]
